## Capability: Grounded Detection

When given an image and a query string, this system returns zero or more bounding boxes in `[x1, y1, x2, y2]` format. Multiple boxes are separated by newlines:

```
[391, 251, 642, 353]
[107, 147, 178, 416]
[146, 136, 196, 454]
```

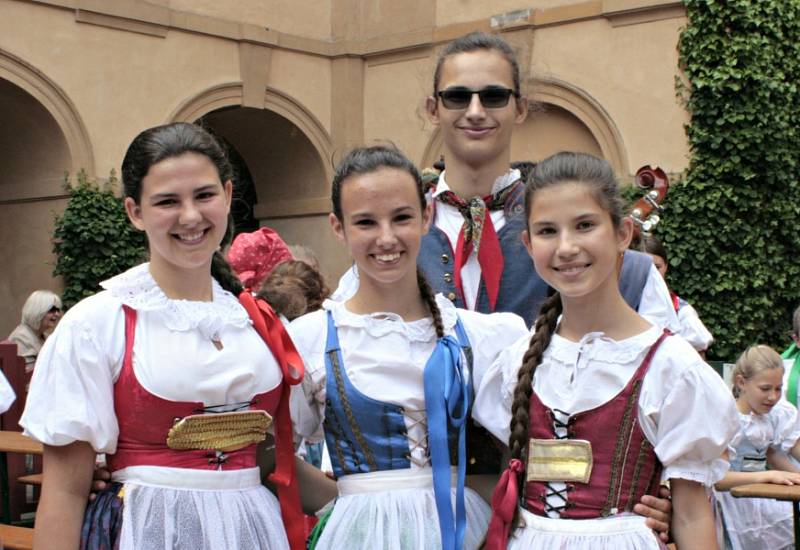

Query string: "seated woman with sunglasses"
[8, 290, 63, 372]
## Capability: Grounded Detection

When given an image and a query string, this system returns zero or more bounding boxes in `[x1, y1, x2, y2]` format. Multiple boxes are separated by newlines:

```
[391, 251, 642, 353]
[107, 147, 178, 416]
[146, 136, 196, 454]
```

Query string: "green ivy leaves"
[52, 170, 147, 309]
[659, 0, 800, 359]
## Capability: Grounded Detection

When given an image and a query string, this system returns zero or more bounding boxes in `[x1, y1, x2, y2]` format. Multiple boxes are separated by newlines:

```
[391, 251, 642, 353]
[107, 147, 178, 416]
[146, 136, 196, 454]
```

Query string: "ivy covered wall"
[660, 0, 800, 359]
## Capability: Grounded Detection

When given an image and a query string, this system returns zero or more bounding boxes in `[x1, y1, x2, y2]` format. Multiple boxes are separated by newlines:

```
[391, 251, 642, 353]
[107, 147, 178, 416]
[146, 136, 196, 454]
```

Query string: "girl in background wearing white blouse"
[21, 123, 311, 550]
[715, 345, 800, 550]
[475, 152, 739, 550]
[289, 145, 529, 550]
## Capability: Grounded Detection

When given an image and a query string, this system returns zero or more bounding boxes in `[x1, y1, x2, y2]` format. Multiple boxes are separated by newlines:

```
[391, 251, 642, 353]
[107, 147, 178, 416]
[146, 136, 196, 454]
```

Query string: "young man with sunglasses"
[420, 33, 678, 499]
[420, 32, 678, 333]
[327, 31, 676, 539]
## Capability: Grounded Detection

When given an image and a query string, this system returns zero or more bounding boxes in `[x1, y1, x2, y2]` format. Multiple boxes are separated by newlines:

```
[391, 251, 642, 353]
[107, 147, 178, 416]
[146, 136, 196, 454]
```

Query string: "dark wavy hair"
[257, 260, 330, 321]
[121, 122, 242, 295]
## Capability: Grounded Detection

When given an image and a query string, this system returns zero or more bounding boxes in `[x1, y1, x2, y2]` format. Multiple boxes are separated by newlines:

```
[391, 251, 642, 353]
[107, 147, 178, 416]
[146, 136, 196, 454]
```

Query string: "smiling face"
[426, 49, 527, 173]
[523, 181, 632, 304]
[125, 152, 232, 281]
[330, 167, 431, 291]
[736, 367, 784, 415]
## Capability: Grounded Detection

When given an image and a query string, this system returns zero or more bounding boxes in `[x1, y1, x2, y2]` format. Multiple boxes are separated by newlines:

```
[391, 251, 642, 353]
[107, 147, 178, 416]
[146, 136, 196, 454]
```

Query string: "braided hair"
[417, 267, 445, 338]
[121, 122, 243, 295]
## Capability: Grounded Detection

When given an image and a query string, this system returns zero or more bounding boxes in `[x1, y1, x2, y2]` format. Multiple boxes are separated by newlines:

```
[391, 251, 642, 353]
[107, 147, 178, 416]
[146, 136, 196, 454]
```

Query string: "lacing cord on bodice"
[542, 408, 573, 516]
[192, 399, 255, 414]
[404, 408, 431, 468]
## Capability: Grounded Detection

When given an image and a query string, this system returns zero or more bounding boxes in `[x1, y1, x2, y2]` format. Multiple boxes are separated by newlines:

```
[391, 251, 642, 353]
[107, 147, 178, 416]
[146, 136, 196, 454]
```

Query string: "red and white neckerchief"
[433, 172, 519, 311]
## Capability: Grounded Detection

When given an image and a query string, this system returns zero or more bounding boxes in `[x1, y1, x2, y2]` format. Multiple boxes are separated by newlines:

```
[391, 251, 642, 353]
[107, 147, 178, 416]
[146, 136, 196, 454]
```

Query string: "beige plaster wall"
[168, 0, 332, 40]
[333, 0, 434, 40]
[363, 52, 433, 162]
[435, 0, 580, 27]
[531, 15, 689, 175]
[436, 0, 527, 27]
[0, 200, 67, 338]
[269, 50, 333, 135]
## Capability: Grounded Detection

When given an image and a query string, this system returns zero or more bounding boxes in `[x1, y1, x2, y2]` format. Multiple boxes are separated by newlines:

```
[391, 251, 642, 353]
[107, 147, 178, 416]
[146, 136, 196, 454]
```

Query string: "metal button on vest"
[441, 254, 449, 264]
[443, 272, 452, 283]
[447, 292, 457, 301]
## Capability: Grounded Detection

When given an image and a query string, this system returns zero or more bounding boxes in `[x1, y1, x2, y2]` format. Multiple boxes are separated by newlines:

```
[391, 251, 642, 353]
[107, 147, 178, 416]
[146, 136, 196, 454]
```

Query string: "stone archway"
[0, 51, 91, 337]
[170, 84, 345, 281]
[170, 83, 333, 182]
[0, 50, 94, 183]
[530, 78, 628, 176]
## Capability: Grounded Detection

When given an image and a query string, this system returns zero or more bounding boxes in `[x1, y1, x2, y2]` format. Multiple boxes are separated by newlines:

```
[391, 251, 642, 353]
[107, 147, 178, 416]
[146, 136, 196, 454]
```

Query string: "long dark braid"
[507, 290, 562, 522]
[212, 252, 244, 296]
[417, 267, 445, 338]
[211, 213, 243, 296]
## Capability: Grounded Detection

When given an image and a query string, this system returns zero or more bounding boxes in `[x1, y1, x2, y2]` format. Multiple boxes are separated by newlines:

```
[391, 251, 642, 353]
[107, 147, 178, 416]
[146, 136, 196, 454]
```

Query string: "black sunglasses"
[436, 87, 520, 110]
[48, 306, 61, 314]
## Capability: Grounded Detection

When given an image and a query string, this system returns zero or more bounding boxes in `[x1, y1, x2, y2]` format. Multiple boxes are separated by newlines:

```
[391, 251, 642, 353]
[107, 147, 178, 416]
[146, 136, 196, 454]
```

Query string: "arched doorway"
[511, 103, 603, 163]
[0, 77, 74, 337]
[197, 106, 346, 281]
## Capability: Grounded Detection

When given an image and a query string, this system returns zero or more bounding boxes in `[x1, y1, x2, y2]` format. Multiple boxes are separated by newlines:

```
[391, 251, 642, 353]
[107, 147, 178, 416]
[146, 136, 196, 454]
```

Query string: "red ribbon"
[239, 291, 305, 550]
[485, 458, 525, 550]
[453, 210, 504, 311]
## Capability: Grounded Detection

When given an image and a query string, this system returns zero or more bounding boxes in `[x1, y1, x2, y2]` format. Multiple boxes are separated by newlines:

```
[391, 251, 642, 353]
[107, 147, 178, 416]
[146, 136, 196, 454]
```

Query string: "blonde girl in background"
[474, 151, 739, 549]
[715, 345, 800, 550]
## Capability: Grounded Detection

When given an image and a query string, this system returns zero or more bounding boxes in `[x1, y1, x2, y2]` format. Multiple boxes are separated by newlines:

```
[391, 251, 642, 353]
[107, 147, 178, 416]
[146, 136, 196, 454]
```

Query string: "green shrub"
[660, 0, 800, 359]
[52, 170, 147, 309]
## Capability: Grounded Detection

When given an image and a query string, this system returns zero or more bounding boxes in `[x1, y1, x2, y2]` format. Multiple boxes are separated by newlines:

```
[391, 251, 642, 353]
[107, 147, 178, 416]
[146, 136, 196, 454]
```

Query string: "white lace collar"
[100, 263, 250, 339]
[322, 293, 459, 343]
[546, 324, 663, 367]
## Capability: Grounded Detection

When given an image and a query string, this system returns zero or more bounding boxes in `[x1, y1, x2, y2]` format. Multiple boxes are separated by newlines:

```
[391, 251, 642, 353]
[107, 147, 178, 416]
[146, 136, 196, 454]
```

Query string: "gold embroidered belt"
[167, 410, 272, 452]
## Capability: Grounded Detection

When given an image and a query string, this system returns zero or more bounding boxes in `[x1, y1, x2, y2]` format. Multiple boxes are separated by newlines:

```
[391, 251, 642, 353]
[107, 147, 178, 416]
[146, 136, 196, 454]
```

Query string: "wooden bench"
[0, 524, 33, 550]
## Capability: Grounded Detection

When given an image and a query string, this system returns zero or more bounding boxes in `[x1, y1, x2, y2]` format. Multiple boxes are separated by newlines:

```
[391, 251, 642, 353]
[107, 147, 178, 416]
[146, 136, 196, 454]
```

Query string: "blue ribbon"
[423, 334, 471, 550]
